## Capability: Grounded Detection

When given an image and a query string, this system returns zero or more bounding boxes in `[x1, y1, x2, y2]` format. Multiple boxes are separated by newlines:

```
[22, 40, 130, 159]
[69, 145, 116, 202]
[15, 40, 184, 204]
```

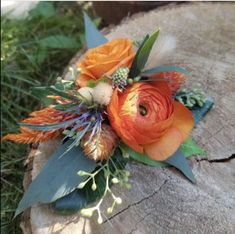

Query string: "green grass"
[1, 2, 97, 233]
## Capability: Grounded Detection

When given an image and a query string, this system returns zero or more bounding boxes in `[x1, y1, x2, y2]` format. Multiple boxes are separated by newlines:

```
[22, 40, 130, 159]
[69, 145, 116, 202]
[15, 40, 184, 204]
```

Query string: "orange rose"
[76, 38, 135, 87]
[108, 81, 194, 161]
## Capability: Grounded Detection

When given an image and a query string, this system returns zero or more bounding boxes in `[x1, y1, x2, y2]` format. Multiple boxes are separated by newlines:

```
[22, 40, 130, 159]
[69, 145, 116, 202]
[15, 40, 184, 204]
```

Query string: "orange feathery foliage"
[151, 72, 186, 94]
[2, 107, 75, 144]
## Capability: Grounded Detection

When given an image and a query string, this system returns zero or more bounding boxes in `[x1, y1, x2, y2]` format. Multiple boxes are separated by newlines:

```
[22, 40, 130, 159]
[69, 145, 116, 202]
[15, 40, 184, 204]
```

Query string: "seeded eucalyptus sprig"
[78, 155, 130, 224]
[175, 85, 206, 109]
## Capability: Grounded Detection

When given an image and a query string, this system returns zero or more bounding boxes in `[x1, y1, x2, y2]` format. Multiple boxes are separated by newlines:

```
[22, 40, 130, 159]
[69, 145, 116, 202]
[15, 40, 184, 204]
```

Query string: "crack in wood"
[128, 212, 152, 234]
[196, 153, 235, 163]
[103, 179, 168, 224]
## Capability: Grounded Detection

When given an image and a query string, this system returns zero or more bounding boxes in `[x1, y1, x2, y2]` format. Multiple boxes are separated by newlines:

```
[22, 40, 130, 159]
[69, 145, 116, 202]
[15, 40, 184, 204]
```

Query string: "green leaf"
[36, 46, 48, 64]
[165, 149, 196, 183]
[180, 138, 206, 157]
[31, 87, 55, 106]
[15, 140, 96, 217]
[32, 86, 78, 102]
[142, 65, 190, 76]
[83, 12, 108, 49]
[52, 149, 127, 214]
[129, 30, 160, 78]
[39, 35, 79, 49]
[29, 2, 55, 19]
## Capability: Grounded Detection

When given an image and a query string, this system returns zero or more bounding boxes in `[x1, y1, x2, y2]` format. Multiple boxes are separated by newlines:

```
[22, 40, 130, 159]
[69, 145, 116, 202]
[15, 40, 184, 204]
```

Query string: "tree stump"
[21, 3, 235, 234]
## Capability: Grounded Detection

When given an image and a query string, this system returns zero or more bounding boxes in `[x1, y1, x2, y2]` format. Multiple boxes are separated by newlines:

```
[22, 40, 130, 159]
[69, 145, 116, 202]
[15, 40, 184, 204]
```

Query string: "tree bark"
[22, 3, 235, 234]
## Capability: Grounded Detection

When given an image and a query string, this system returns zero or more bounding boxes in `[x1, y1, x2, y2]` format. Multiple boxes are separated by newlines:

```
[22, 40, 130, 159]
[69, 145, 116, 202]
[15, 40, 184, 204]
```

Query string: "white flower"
[93, 82, 113, 106]
[78, 87, 94, 101]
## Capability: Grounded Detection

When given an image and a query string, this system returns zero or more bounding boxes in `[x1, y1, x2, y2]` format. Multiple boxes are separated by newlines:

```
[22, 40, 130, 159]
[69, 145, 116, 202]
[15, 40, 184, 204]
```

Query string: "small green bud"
[78, 181, 86, 189]
[122, 151, 129, 158]
[127, 79, 134, 84]
[125, 183, 132, 190]
[112, 178, 119, 184]
[107, 207, 113, 214]
[125, 171, 130, 177]
[80, 208, 94, 218]
[134, 76, 141, 82]
[91, 182, 97, 191]
[98, 216, 103, 224]
[77, 170, 86, 176]
[115, 197, 122, 205]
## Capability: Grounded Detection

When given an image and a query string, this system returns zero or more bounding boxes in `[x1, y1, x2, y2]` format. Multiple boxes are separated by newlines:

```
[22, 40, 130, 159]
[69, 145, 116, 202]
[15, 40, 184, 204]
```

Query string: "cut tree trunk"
[21, 3, 235, 234]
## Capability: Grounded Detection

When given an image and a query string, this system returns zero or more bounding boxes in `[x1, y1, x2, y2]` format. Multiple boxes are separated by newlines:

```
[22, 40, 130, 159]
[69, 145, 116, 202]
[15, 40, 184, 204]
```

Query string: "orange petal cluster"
[2, 107, 75, 144]
[76, 38, 135, 87]
[108, 81, 194, 161]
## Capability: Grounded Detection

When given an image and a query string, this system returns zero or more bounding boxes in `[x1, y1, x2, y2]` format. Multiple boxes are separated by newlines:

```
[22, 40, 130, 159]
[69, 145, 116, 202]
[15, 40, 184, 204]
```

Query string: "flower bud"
[115, 197, 122, 205]
[78, 181, 86, 189]
[91, 182, 97, 191]
[107, 207, 113, 214]
[77, 170, 86, 176]
[80, 208, 94, 218]
[111, 177, 119, 184]
[97, 216, 103, 224]
[134, 76, 141, 82]
[125, 183, 132, 190]
[127, 78, 133, 84]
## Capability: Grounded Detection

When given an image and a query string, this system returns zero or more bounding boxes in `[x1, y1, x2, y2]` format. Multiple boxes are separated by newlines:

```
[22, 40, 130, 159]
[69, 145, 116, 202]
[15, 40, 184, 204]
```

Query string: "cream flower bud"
[80, 208, 94, 218]
[111, 177, 119, 184]
[93, 82, 113, 106]
[78, 181, 86, 189]
[107, 207, 113, 214]
[78, 87, 94, 101]
[97, 216, 103, 224]
[115, 197, 122, 205]
[91, 182, 97, 191]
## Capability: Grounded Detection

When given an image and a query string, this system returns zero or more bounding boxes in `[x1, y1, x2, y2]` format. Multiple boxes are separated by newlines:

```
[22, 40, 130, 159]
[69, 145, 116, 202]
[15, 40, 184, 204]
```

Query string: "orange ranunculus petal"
[172, 101, 194, 141]
[151, 80, 172, 97]
[144, 127, 183, 161]
[144, 101, 194, 161]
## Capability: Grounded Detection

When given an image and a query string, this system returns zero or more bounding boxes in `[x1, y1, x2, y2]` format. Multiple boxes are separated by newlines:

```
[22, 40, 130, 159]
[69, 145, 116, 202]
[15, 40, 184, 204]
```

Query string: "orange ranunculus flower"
[76, 38, 135, 87]
[108, 81, 194, 161]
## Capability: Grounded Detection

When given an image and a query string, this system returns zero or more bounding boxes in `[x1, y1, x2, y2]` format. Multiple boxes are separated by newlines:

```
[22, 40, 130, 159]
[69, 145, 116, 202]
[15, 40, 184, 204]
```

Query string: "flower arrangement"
[3, 13, 213, 223]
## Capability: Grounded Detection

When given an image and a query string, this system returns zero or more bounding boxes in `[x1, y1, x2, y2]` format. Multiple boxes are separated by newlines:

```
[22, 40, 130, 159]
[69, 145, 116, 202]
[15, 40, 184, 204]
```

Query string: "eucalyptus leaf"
[52, 149, 127, 214]
[129, 30, 160, 78]
[142, 65, 190, 76]
[165, 149, 196, 183]
[83, 12, 107, 49]
[15, 140, 96, 217]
